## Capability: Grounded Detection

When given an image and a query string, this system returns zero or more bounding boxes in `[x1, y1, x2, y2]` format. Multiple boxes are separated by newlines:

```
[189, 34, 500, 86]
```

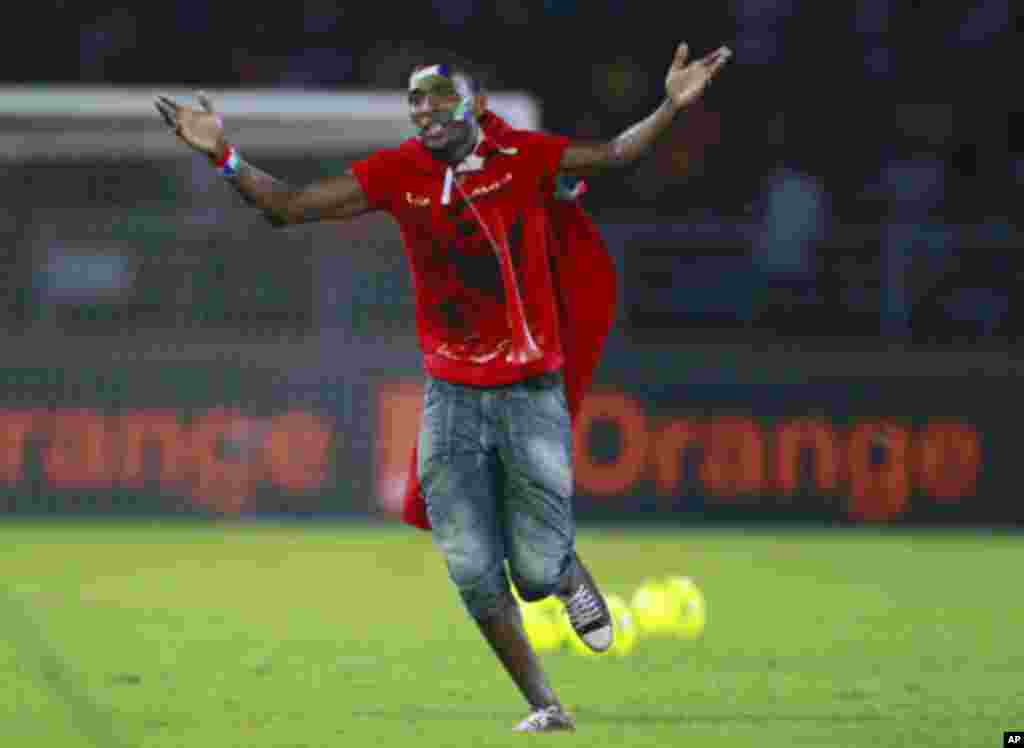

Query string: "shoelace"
[564, 584, 604, 629]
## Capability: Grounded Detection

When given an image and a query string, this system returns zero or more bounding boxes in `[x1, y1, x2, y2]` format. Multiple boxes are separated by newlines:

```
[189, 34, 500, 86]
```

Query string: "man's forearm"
[214, 148, 370, 226]
[226, 159, 300, 227]
[559, 98, 684, 175]
[608, 98, 682, 167]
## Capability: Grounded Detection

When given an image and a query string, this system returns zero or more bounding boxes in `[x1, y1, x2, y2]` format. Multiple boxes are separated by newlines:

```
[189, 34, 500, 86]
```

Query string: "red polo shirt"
[352, 128, 570, 386]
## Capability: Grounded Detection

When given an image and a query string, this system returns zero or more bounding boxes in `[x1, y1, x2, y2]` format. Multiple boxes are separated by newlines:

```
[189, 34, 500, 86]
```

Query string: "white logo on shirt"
[405, 172, 512, 209]
[466, 173, 513, 201]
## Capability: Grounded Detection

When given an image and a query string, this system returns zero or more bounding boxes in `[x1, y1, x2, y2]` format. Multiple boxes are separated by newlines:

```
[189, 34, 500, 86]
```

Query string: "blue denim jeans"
[417, 371, 576, 620]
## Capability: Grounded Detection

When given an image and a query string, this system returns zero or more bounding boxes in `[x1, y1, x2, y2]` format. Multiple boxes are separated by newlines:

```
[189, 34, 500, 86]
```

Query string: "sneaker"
[513, 705, 576, 733]
[558, 556, 613, 652]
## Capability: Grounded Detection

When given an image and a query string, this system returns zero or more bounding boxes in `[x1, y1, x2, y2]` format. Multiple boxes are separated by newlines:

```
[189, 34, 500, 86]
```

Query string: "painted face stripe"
[452, 98, 470, 120]
[409, 64, 451, 90]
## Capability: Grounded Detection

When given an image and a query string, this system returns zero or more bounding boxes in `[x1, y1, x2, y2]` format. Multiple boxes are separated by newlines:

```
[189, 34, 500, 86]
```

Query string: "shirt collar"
[403, 116, 520, 182]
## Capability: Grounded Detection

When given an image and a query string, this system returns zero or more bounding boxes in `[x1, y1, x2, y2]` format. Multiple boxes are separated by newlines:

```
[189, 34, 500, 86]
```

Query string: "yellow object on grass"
[662, 575, 707, 640]
[521, 598, 565, 652]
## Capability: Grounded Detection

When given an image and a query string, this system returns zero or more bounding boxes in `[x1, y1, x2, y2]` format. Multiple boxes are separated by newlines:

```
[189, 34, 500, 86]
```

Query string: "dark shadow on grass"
[0, 586, 133, 748]
[352, 706, 890, 726]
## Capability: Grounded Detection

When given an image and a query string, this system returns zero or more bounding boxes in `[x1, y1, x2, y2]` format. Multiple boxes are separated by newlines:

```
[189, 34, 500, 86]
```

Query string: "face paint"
[408, 64, 480, 162]
[450, 92, 473, 122]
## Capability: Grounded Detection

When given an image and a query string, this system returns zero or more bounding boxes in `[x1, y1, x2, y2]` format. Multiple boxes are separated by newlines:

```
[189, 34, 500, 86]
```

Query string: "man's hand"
[154, 90, 371, 225]
[665, 42, 732, 111]
[558, 42, 732, 176]
[154, 91, 226, 158]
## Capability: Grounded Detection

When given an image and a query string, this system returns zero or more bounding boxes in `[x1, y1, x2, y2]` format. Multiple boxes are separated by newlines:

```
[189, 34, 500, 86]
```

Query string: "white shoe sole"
[583, 622, 613, 652]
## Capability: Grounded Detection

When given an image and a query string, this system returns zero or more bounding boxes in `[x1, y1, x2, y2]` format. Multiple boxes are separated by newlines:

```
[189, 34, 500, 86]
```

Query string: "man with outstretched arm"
[155, 41, 731, 732]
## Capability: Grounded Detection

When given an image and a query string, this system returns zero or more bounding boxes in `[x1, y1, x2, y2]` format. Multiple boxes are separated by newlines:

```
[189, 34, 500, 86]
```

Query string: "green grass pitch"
[1, 520, 1021, 747]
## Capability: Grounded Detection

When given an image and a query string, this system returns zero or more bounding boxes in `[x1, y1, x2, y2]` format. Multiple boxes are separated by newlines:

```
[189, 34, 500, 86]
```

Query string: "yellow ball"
[606, 594, 638, 656]
[533, 595, 563, 617]
[663, 576, 707, 640]
[521, 601, 564, 652]
[630, 580, 675, 635]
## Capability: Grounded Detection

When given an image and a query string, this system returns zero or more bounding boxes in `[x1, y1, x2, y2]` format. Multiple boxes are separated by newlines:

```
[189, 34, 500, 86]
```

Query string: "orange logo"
[0, 408, 333, 515]
[376, 383, 982, 521]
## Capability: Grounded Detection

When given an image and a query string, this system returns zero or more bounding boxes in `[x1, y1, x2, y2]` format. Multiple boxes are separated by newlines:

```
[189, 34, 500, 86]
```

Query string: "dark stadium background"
[0, 0, 1016, 526]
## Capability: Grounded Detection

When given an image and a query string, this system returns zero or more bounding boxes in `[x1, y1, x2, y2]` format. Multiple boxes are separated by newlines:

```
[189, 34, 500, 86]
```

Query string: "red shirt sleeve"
[513, 131, 571, 188]
[350, 149, 401, 213]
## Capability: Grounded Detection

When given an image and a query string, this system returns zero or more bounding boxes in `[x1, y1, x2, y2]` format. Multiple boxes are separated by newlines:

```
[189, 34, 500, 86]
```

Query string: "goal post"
[0, 85, 543, 159]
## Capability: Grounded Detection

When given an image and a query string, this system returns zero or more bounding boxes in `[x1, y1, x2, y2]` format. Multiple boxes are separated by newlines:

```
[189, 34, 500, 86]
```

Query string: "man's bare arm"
[154, 91, 372, 226]
[227, 161, 371, 227]
[559, 99, 680, 176]
[559, 43, 731, 177]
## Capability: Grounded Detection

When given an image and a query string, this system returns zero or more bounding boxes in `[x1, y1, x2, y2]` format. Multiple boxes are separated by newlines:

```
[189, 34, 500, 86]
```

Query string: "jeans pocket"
[528, 384, 571, 431]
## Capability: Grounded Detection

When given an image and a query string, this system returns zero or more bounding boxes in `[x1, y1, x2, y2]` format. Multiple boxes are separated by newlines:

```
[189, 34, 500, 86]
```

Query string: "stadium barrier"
[376, 379, 991, 525]
[0, 357, 1011, 525]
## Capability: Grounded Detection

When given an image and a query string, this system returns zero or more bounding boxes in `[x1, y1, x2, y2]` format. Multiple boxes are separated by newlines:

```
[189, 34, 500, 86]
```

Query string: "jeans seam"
[444, 387, 455, 462]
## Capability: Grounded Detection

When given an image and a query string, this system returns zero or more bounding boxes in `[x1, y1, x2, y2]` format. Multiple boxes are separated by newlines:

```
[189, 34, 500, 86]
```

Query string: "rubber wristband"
[213, 144, 241, 177]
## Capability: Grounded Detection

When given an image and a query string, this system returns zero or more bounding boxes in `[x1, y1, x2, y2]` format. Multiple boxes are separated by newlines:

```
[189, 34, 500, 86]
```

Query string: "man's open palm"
[665, 43, 732, 110]
[154, 92, 225, 157]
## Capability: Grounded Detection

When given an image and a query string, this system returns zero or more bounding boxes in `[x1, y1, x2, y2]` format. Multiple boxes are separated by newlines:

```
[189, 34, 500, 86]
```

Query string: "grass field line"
[0, 584, 132, 748]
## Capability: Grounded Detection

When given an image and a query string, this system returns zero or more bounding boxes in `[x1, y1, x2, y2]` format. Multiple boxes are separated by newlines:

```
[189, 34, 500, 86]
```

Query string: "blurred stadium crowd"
[0, 0, 1017, 348]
